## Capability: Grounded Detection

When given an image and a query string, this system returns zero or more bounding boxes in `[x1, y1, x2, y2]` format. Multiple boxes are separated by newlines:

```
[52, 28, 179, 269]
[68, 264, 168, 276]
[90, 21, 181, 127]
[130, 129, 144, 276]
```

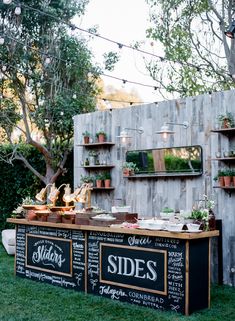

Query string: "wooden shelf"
[213, 185, 235, 189]
[211, 157, 235, 162]
[92, 187, 115, 191]
[211, 128, 235, 136]
[213, 185, 235, 196]
[82, 165, 115, 169]
[123, 172, 203, 179]
[77, 142, 115, 147]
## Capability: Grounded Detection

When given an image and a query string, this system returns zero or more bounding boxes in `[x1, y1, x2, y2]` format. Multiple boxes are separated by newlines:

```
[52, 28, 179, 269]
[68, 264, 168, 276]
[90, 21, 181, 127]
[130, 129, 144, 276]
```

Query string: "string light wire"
[3, 33, 160, 91]
[8, 0, 204, 71]
[0, 61, 153, 106]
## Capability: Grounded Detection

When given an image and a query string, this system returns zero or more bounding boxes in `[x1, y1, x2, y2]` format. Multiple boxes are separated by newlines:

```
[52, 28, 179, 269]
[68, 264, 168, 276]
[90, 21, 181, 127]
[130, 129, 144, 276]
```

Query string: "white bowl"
[137, 220, 150, 228]
[111, 206, 131, 213]
[148, 219, 165, 230]
[167, 223, 184, 232]
[187, 223, 201, 231]
[160, 212, 174, 219]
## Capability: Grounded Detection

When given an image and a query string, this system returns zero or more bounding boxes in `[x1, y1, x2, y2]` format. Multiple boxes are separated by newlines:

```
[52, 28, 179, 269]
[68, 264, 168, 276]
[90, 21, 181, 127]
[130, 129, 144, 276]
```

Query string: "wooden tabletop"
[7, 218, 219, 240]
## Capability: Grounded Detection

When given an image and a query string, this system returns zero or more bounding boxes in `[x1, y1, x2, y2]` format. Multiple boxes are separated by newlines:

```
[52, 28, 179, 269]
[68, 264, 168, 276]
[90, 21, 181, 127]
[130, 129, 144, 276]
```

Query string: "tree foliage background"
[145, 0, 235, 98]
[0, 0, 100, 185]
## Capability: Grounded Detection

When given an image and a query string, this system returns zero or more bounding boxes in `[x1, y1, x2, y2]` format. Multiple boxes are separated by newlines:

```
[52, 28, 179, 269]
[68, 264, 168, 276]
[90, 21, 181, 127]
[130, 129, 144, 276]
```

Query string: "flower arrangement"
[191, 194, 216, 230]
[199, 194, 215, 210]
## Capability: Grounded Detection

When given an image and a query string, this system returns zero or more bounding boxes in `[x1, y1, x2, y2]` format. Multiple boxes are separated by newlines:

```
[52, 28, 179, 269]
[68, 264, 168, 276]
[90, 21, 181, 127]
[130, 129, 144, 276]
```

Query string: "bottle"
[208, 209, 216, 230]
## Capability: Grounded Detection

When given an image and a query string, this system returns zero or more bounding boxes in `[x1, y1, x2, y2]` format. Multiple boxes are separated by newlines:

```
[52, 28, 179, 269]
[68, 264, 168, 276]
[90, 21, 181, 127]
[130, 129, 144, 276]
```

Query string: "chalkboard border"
[99, 243, 167, 295]
[25, 234, 73, 277]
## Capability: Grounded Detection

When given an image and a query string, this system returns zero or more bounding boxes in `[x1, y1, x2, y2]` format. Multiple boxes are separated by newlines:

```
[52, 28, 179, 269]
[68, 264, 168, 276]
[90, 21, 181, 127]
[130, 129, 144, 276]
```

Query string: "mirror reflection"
[126, 146, 203, 176]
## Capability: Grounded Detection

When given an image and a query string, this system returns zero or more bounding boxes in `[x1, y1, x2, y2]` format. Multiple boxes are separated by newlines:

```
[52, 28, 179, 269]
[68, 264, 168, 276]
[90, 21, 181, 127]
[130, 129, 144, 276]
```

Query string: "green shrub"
[0, 144, 73, 231]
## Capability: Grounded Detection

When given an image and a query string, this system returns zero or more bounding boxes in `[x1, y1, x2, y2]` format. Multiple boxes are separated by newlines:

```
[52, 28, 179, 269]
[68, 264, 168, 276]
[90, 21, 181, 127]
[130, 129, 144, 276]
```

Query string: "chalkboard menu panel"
[87, 231, 186, 314]
[100, 243, 167, 294]
[188, 238, 209, 314]
[15, 225, 26, 276]
[26, 234, 72, 276]
[15, 225, 86, 292]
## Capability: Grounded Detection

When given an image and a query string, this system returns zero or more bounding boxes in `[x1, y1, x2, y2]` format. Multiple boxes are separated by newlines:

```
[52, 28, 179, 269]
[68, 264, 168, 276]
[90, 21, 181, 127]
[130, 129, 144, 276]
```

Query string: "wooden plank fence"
[74, 89, 235, 286]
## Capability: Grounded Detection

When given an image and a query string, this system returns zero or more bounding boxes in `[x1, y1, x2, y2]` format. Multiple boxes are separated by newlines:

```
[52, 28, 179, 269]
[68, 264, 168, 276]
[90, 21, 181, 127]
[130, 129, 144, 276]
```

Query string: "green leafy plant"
[82, 131, 91, 137]
[96, 131, 106, 137]
[162, 207, 174, 213]
[88, 150, 99, 157]
[222, 168, 235, 176]
[95, 173, 104, 181]
[218, 112, 234, 128]
[191, 209, 209, 220]
[21, 196, 36, 205]
[122, 162, 139, 172]
[80, 175, 94, 184]
[103, 172, 111, 180]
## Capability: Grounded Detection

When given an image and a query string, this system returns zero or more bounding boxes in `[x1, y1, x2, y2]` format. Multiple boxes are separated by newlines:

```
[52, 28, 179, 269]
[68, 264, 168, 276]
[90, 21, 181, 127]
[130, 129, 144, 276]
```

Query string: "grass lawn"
[0, 243, 234, 321]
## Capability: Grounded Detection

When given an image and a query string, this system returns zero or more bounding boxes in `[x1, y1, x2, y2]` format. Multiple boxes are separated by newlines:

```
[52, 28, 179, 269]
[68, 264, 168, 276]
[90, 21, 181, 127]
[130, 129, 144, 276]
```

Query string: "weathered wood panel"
[74, 89, 235, 286]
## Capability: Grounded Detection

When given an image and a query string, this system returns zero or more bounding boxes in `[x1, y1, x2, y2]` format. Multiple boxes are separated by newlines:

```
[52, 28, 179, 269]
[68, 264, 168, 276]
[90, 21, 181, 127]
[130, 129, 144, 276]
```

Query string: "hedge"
[0, 144, 73, 231]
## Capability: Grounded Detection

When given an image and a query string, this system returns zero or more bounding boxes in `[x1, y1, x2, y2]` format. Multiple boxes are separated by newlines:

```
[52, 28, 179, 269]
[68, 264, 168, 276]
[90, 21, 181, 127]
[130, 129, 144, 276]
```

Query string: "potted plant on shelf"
[96, 130, 106, 143]
[95, 173, 104, 188]
[88, 150, 99, 165]
[213, 169, 226, 187]
[122, 162, 139, 176]
[103, 172, 111, 188]
[80, 175, 94, 185]
[223, 168, 234, 187]
[218, 112, 235, 128]
[82, 131, 91, 144]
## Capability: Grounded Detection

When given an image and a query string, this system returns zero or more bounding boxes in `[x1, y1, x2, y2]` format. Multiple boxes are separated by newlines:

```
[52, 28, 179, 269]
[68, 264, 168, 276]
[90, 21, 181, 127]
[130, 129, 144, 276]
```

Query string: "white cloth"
[1, 229, 16, 255]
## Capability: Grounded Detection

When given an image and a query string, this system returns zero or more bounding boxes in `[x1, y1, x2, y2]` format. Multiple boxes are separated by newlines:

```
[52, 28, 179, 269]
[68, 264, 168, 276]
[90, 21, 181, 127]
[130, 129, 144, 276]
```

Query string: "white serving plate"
[186, 229, 202, 233]
[147, 227, 164, 231]
[167, 228, 184, 233]
[92, 216, 116, 222]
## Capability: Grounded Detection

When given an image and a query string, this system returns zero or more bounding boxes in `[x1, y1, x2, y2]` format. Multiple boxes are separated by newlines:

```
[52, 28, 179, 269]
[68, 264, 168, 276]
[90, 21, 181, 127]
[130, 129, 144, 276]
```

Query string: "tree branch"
[14, 153, 46, 183]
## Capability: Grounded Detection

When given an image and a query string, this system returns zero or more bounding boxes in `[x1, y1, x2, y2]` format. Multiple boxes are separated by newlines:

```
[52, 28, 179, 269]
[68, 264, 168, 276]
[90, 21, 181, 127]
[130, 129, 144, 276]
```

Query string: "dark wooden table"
[8, 218, 219, 315]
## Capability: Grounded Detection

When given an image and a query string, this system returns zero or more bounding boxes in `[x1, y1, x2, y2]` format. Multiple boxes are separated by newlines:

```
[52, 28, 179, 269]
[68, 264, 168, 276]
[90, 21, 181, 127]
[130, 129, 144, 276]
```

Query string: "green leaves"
[145, 0, 235, 97]
[0, 0, 100, 184]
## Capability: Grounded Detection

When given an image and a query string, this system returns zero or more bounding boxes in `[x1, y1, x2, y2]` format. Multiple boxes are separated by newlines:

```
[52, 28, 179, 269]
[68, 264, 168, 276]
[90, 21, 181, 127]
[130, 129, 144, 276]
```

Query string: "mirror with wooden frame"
[125, 145, 203, 177]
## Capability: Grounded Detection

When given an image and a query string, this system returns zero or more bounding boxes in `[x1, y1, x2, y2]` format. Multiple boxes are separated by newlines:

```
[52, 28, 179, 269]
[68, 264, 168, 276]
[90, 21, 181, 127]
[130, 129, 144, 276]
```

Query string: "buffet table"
[7, 218, 219, 315]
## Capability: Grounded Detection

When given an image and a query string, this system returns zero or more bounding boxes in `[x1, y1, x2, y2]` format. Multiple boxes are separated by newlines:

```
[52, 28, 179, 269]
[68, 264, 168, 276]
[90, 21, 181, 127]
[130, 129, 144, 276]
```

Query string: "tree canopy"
[0, 0, 101, 185]
[145, 0, 235, 98]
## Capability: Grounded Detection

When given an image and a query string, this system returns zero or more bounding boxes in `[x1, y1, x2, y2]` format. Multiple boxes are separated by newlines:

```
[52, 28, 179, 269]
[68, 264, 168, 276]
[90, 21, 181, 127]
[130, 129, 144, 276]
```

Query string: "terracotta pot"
[27, 210, 37, 221]
[222, 119, 231, 128]
[123, 168, 130, 176]
[84, 136, 90, 144]
[219, 177, 225, 187]
[224, 176, 232, 187]
[96, 179, 103, 188]
[98, 134, 105, 143]
[62, 215, 75, 224]
[47, 213, 62, 223]
[37, 214, 48, 222]
[104, 179, 111, 188]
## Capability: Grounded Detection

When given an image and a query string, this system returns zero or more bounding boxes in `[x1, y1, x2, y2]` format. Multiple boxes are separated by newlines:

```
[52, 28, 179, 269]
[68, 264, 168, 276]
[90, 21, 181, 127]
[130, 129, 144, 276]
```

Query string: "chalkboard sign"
[15, 225, 86, 292]
[26, 234, 72, 276]
[87, 231, 186, 313]
[100, 243, 167, 294]
[14, 223, 211, 314]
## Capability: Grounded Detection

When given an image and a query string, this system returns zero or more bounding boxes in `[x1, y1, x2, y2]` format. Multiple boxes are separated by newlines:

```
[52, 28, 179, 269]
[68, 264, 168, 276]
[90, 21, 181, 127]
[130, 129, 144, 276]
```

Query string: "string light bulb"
[14, 6, 22, 15]
[3, 0, 13, 4]
[45, 57, 51, 64]
[0, 37, 5, 45]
